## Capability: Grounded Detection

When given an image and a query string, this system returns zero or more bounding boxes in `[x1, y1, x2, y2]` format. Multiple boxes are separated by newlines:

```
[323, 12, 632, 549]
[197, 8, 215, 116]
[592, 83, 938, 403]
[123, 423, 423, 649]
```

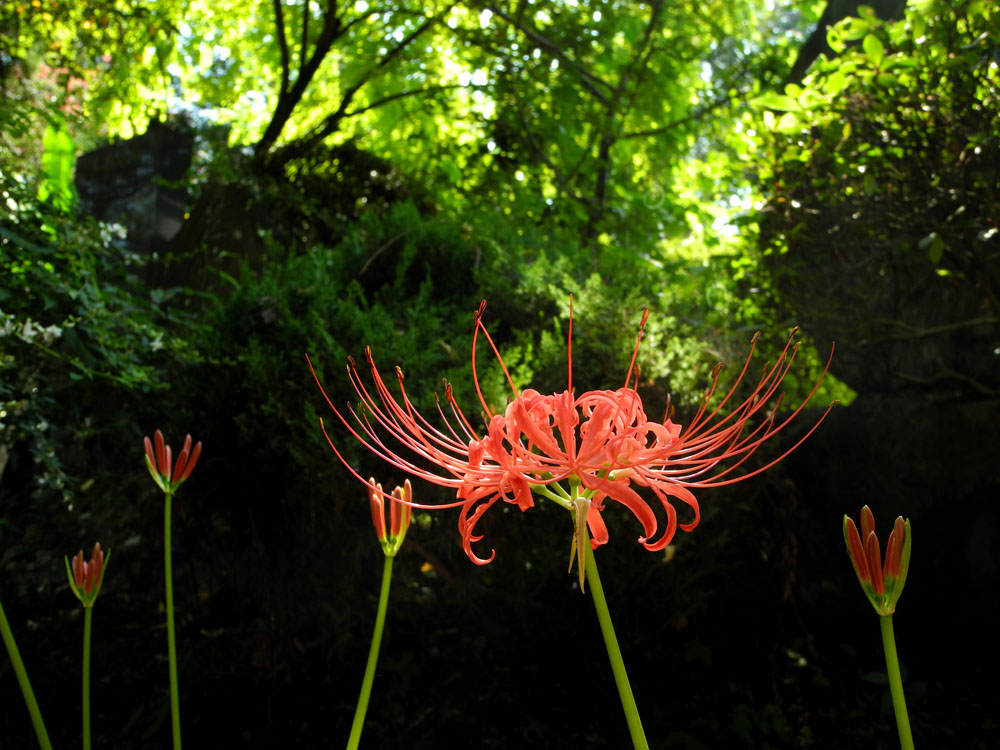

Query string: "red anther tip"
[347, 355, 356, 368]
[751, 331, 761, 344]
[640, 309, 650, 326]
[711, 362, 724, 379]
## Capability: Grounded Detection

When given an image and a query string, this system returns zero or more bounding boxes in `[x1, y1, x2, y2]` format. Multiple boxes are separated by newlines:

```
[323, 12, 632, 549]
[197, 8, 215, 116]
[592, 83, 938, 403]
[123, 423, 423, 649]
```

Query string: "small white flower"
[20, 318, 36, 342]
[41, 325, 62, 344]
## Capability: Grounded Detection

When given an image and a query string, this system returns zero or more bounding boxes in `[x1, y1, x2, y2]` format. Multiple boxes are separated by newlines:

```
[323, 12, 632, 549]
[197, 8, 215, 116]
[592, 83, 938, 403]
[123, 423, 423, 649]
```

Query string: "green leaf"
[928, 234, 945, 264]
[776, 112, 801, 133]
[825, 70, 848, 96]
[863, 34, 884, 67]
[753, 92, 799, 112]
[38, 123, 78, 212]
[919, 232, 946, 264]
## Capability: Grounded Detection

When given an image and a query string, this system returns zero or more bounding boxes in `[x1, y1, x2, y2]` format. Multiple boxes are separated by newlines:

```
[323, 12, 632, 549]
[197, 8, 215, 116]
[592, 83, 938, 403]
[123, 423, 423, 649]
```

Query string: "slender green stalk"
[82, 605, 93, 750]
[585, 544, 649, 750]
[879, 615, 914, 750]
[0, 597, 53, 750]
[164, 491, 182, 750]
[346, 555, 394, 750]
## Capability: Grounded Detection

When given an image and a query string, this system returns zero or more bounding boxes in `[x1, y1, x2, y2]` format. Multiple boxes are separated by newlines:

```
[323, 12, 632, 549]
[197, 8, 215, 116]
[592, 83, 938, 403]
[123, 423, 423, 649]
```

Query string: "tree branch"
[509, 64, 586, 208]
[282, 7, 453, 160]
[620, 89, 746, 140]
[272, 0, 290, 97]
[255, 0, 347, 159]
[344, 83, 463, 119]
[481, 1, 613, 106]
[587, 1, 665, 238]
[299, 0, 311, 73]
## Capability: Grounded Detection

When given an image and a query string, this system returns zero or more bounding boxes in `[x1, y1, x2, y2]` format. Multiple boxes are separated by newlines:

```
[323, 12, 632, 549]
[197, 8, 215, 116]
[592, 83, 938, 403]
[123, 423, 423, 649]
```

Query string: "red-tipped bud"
[72, 550, 86, 589]
[390, 480, 413, 539]
[843, 507, 911, 616]
[861, 505, 875, 541]
[154, 430, 167, 475]
[884, 516, 905, 580]
[843, 517, 870, 584]
[368, 478, 413, 557]
[144, 430, 203, 493]
[865, 532, 885, 595]
[66, 543, 110, 607]
[179, 440, 201, 481]
[368, 478, 387, 542]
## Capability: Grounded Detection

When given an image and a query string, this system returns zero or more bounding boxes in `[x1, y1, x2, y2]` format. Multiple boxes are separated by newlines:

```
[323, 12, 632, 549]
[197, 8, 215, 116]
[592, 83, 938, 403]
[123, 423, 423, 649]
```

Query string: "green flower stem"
[82, 605, 93, 750]
[347, 555, 394, 750]
[164, 491, 182, 750]
[879, 614, 914, 750]
[585, 544, 649, 750]
[0, 597, 53, 750]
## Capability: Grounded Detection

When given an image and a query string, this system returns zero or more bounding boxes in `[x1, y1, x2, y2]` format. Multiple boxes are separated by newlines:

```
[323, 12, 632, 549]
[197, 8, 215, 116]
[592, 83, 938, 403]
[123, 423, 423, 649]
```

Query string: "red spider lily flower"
[369, 477, 413, 557]
[65, 543, 110, 607]
[843, 506, 911, 616]
[309, 299, 834, 584]
[144, 430, 202, 493]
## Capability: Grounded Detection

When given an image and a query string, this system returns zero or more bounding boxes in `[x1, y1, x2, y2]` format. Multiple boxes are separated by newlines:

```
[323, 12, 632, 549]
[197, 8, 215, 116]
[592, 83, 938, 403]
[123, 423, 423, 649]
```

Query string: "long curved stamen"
[567, 295, 574, 393]
[470, 301, 494, 418]
[318, 418, 469, 510]
[474, 301, 520, 400]
[623, 308, 650, 390]
[444, 382, 482, 442]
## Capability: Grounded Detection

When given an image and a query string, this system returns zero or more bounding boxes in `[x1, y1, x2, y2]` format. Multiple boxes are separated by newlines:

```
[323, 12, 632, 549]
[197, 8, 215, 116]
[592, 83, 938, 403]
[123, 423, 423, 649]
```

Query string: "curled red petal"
[582, 474, 657, 549]
[458, 497, 499, 565]
[587, 502, 610, 550]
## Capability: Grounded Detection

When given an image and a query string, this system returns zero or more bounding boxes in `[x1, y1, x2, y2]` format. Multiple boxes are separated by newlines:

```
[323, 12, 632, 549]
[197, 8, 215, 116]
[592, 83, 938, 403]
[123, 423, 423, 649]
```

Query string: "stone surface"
[75, 121, 194, 258]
